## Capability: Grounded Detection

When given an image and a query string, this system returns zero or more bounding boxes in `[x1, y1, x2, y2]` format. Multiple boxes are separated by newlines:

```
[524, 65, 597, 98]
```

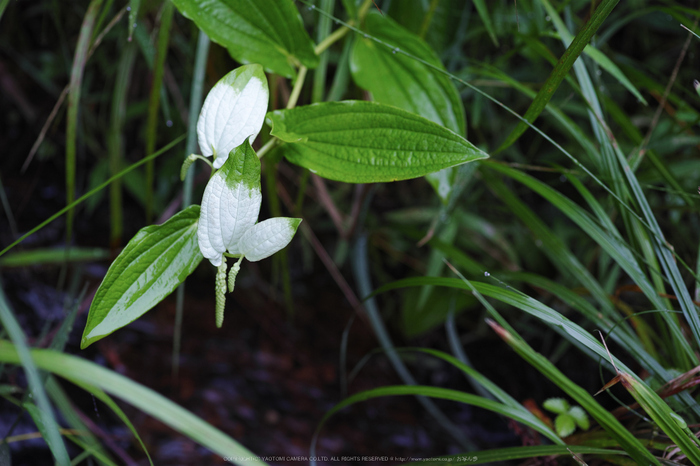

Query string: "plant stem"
[286, 66, 307, 109]
[314, 25, 350, 56]
[256, 138, 279, 159]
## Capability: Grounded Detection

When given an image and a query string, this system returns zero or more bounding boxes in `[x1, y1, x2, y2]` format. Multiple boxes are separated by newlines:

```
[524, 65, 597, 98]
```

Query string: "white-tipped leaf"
[238, 217, 302, 262]
[198, 142, 262, 266]
[197, 64, 269, 169]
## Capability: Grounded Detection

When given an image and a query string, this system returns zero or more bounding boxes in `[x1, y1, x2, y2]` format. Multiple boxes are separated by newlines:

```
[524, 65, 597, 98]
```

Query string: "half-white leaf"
[239, 217, 302, 262]
[198, 142, 262, 266]
[196, 64, 269, 169]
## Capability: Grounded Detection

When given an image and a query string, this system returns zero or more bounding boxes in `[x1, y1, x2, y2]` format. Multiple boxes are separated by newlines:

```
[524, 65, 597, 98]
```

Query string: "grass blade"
[108, 42, 137, 248]
[144, 0, 174, 223]
[66, 0, 103, 242]
[485, 319, 660, 465]
[473, 0, 499, 46]
[0, 289, 70, 465]
[0, 340, 267, 466]
[0, 134, 186, 259]
[496, 0, 619, 152]
[314, 385, 564, 446]
[174, 30, 210, 378]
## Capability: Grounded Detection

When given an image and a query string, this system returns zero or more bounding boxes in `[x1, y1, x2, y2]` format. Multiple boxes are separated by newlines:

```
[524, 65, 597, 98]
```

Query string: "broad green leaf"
[170, 0, 318, 78]
[198, 142, 262, 266]
[351, 11, 468, 202]
[351, 11, 466, 135]
[81, 206, 203, 348]
[543, 398, 569, 414]
[239, 217, 301, 262]
[197, 65, 269, 169]
[266, 101, 488, 183]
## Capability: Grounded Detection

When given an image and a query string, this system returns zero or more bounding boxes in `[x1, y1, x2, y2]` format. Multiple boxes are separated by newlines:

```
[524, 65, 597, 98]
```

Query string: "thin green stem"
[256, 137, 279, 159]
[314, 25, 350, 56]
[286, 66, 308, 109]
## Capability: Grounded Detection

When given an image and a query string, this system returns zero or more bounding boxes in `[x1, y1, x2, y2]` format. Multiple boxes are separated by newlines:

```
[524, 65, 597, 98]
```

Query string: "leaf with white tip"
[543, 398, 569, 414]
[198, 141, 262, 266]
[239, 217, 301, 262]
[197, 65, 269, 169]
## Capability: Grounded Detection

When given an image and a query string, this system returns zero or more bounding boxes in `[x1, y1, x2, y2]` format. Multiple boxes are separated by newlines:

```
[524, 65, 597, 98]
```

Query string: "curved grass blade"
[484, 161, 697, 366]
[496, 0, 619, 153]
[315, 385, 564, 446]
[267, 101, 487, 183]
[485, 319, 660, 465]
[0, 289, 70, 465]
[69, 379, 153, 465]
[610, 367, 700, 464]
[46, 376, 115, 465]
[0, 248, 109, 267]
[0, 134, 186, 259]
[541, 0, 646, 105]
[473, 0, 499, 47]
[109, 42, 137, 247]
[66, 0, 103, 241]
[0, 340, 267, 466]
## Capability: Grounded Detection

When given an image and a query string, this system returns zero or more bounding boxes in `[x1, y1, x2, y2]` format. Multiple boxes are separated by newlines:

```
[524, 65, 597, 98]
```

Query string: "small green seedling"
[543, 397, 590, 438]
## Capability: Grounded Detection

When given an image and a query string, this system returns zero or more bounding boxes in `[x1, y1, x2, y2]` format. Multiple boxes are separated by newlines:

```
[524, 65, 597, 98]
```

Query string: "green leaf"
[543, 397, 570, 414]
[266, 101, 488, 183]
[554, 413, 576, 438]
[170, 0, 318, 78]
[81, 206, 203, 348]
[350, 11, 465, 135]
[569, 406, 590, 430]
[350, 11, 468, 202]
[540, 0, 646, 105]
